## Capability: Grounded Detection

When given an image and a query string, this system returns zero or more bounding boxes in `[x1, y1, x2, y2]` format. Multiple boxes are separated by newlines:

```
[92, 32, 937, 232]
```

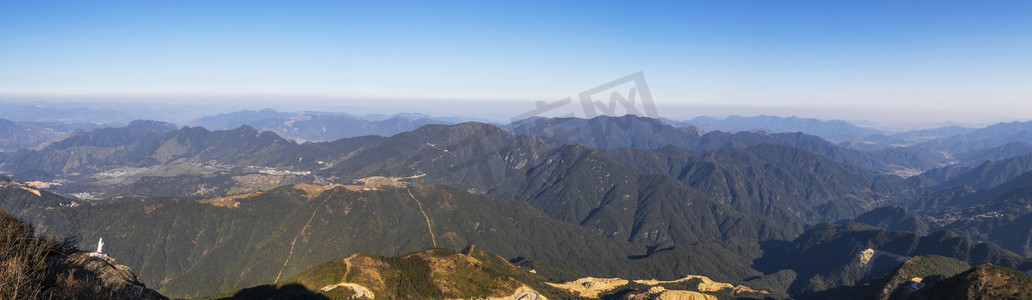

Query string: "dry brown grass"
[0, 208, 54, 299]
[346, 255, 389, 292]
[546, 277, 629, 298]
[292, 183, 349, 198]
[0, 180, 43, 197]
[634, 275, 769, 295]
[198, 192, 258, 208]
[0, 209, 165, 300]
[293, 175, 421, 198]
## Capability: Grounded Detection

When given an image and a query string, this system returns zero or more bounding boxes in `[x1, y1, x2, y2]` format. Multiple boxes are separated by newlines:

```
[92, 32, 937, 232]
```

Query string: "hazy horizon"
[0, 95, 1024, 132]
[2, 1, 1030, 129]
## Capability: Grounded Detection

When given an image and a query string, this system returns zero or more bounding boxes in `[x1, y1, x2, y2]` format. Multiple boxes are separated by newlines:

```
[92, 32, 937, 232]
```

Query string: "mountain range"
[0, 118, 100, 152]
[667, 115, 882, 142]
[5, 112, 1032, 299]
[188, 109, 450, 142]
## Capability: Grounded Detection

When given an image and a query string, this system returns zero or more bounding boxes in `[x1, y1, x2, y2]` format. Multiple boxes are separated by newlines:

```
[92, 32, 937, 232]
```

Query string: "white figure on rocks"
[91, 238, 105, 258]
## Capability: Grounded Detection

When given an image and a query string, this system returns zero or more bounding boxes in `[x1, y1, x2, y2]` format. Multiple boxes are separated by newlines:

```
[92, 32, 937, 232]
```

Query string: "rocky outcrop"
[1, 207, 165, 300]
[547, 274, 769, 299]
[627, 286, 717, 300]
[51, 253, 167, 300]
[634, 275, 768, 295]
[546, 277, 628, 298]
[483, 285, 548, 300]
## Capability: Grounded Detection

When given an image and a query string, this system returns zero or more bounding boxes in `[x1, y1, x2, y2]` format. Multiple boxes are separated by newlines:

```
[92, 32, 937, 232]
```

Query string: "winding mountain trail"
[274, 190, 336, 283]
[343, 253, 354, 278]
[318, 282, 374, 299]
[316, 255, 375, 298]
[406, 188, 437, 247]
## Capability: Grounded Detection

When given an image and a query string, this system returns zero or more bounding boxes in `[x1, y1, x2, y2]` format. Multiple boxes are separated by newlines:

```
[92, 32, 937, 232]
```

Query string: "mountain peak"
[127, 120, 177, 132]
[230, 124, 258, 132]
[410, 122, 511, 141]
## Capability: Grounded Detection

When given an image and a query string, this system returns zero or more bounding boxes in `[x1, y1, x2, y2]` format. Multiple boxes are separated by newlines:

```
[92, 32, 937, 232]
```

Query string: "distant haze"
[0, 95, 1024, 131]
[1, 1, 1030, 129]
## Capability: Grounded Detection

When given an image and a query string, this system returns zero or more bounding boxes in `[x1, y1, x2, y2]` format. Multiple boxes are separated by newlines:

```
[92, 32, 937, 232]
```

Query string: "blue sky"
[1, 1, 1030, 124]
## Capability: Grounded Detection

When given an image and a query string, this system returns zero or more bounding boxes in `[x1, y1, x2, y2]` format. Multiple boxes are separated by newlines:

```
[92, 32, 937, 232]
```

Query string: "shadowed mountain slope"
[909, 153, 1032, 191]
[755, 223, 1032, 297]
[909, 263, 1032, 300]
[513, 115, 949, 176]
[0, 120, 915, 248]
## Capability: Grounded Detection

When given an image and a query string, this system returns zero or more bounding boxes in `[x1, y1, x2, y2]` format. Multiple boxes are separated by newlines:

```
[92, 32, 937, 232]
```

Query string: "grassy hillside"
[8, 181, 782, 298]
[275, 246, 583, 300]
[756, 223, 1032, 297]
[226, 245, 779, 300]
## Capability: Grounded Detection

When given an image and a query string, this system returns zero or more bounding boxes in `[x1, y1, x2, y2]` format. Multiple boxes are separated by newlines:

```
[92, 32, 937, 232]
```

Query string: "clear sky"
[1, 1, 1030, 125]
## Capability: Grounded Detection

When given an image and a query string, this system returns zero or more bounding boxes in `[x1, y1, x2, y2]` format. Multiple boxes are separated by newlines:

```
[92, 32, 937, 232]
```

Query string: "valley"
[4, 114, 1032, 299]
[6, 2, 1031, 299]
